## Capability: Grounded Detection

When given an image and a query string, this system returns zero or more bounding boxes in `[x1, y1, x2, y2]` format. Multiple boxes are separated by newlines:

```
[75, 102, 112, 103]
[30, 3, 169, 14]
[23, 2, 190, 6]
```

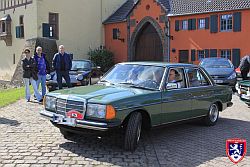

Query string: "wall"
[104, 22, 128, 63]
[169, 9, 250, 64]
[0, 1, 37, 80]
[36, 0, 125, 60]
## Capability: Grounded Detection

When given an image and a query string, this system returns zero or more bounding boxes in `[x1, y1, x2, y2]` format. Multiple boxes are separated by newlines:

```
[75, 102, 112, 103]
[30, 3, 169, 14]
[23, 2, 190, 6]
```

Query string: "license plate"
[52, 115, 76, 126]
[214, 80, 223, 83]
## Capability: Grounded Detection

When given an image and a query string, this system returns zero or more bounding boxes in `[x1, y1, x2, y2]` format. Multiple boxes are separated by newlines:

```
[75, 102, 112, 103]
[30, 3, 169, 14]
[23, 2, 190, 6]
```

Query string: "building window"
[1, 22, 5, 32]
[49, 13, 59, 39]
[198, 50, 205, 60]
[220, 14, 232, 31]
[198, 18, 205, 29]
[182, 20, 188, 30]
[220, 49, 231, 60]
[19, 15, 24, 38]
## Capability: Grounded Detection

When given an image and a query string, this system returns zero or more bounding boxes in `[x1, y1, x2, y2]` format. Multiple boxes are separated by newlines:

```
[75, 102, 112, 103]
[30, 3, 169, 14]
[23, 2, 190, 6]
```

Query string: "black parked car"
[46, 59, 102, 91]
[199, 58, 237, 89]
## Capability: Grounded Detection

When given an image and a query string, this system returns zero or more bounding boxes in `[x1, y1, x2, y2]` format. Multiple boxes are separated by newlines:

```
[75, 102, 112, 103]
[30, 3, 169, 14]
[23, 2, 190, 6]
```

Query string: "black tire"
[124, 112, 142, 151]
[203, 103, 219, 126]
[60, 129, 75, 140]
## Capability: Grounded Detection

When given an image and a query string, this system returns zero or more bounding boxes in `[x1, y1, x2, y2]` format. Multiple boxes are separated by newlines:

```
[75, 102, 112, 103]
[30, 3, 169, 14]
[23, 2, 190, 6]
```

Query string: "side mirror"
[166, 83, 178, 90]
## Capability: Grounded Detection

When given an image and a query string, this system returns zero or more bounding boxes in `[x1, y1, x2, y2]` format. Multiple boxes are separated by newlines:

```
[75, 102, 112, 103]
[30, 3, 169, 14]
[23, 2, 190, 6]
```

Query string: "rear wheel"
[204, 103, 219, 126]
[124, 112, 142, 151]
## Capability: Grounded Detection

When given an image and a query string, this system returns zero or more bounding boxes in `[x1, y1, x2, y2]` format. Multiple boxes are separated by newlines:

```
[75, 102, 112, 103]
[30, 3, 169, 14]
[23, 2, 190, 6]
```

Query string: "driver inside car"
[168, 69, 182, 88]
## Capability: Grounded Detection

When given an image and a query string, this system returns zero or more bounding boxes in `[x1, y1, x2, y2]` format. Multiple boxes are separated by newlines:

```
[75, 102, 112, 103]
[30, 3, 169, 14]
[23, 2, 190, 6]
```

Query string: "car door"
[161, 67, 192, 123]
[185, 68, 215, 117]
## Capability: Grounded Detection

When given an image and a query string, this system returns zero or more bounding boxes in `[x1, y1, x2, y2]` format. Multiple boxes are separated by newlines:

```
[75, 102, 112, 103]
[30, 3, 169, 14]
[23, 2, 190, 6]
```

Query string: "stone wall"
[10, 38, 58, 86]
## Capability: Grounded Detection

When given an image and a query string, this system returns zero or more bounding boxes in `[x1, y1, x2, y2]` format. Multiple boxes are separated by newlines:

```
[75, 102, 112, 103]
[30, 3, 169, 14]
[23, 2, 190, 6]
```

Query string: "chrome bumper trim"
[40, 110, 108, 131]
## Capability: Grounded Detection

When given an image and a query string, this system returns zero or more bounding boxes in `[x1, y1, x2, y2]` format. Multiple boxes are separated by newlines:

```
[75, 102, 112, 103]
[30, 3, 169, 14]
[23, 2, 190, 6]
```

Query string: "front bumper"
[40, 110, 120, 133]
[240, 94, 250, 105]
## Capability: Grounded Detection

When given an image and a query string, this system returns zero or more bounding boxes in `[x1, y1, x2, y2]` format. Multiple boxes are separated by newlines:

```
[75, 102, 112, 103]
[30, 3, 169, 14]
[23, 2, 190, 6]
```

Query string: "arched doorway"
[134, 22, 163, 61]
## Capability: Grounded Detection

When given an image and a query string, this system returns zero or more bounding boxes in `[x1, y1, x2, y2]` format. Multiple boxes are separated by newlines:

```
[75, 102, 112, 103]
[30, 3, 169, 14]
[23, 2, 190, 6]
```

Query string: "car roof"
[72, 59, 91, 62]
[118, 61, 198, 68]
[201, 57, 230, 61]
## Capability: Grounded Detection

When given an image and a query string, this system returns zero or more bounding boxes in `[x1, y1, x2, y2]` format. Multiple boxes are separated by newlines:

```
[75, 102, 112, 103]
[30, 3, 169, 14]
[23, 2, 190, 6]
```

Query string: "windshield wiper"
[99, 80, 115, 85]
[129, 85, 158, 91]
[117, 82, 136, 85]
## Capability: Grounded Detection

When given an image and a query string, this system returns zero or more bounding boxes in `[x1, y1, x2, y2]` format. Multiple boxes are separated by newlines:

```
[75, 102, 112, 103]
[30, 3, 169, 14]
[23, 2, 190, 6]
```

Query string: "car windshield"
[100, 64, 165, 90]
[71, 60, 91, 70]
[200, 59, 233, 68]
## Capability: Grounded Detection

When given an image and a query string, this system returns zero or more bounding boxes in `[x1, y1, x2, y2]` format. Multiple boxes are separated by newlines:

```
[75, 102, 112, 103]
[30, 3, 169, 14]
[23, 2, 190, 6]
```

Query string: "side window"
[186, 69, 210, 87]
[166, 68, 186, 89]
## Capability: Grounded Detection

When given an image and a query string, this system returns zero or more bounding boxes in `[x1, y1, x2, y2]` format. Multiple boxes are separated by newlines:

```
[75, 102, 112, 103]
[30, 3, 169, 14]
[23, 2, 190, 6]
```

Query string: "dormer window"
[0, 14, 12, 46]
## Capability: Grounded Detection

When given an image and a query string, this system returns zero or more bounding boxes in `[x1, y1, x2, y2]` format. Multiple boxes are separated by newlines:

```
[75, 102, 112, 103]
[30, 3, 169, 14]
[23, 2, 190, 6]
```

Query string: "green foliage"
[88, 47, 114, 72]
[0, 86, 33, 108]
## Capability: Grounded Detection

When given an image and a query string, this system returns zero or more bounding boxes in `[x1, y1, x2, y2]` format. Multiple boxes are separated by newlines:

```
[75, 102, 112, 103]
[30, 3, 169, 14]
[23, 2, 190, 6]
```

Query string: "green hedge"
[88, 47, 114, 72]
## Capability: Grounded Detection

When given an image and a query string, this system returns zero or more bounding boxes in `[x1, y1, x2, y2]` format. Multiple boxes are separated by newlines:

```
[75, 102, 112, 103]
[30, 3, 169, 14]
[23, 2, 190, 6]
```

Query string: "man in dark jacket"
[239, 55, 250, 80]
[22, 48, 42, 102]
[52, 45, 72, 89]
[34, 46, 50, 97]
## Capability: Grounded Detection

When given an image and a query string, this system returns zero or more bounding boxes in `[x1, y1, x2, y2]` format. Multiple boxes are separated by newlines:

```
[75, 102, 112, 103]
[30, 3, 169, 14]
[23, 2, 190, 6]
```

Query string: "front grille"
[211, 75, 227, 79]
[56, 98, 85, 116]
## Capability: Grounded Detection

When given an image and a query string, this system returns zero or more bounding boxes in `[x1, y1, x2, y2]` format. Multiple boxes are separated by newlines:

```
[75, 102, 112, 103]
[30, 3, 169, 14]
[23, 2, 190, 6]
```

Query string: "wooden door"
[179, 50, 189, 63]
[135, 23, 163, 61]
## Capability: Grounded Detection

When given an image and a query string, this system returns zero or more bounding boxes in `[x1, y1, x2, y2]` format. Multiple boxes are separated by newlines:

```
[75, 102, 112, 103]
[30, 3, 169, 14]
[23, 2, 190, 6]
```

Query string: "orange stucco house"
[103, 0, 250, 67]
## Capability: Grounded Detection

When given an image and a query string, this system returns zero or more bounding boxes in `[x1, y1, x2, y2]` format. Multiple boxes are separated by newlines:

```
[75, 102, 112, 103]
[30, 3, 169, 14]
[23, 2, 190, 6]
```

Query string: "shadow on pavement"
[0, 117, 21, 126]
[59, 118, 250, 166]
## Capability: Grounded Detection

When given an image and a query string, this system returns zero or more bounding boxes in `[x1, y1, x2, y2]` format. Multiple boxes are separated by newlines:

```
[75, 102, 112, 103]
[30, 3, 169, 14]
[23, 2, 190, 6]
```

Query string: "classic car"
[199, 58, 237, 89]
[40, 62, 233, 151]
[235, 67, 250, 80]
[46, 59, 102, 91]
[236, 80, 250, 106]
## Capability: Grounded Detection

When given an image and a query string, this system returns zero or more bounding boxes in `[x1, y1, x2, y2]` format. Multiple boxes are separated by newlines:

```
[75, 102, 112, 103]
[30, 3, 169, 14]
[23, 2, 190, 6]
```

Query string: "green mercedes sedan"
[40, 62, 233, 151]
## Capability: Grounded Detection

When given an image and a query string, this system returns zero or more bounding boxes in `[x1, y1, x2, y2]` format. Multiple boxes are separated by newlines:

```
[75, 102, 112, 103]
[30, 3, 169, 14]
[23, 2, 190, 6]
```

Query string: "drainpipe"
[167, 18, 171, 62]
[100, 0, 103, 46]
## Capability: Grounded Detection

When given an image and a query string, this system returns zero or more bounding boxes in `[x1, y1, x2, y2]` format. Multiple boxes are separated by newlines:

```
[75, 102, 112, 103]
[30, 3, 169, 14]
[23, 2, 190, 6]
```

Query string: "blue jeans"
[37, 75, 46, 97]
[23, 78, 42, 101]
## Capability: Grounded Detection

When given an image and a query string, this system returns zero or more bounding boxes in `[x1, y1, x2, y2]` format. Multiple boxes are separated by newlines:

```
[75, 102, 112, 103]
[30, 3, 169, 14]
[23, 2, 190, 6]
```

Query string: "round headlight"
[46, 74, 51, 80]
[77, 74, 83, 81]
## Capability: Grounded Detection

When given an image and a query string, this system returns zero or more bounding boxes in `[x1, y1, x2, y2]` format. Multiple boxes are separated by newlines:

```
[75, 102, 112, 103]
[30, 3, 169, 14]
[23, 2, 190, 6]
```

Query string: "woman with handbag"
[22, 48, 43, 102]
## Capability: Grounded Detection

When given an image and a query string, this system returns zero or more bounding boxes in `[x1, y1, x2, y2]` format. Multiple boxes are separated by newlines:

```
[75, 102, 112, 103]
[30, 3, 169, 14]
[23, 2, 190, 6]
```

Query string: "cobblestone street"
[0, 94, 249, 167]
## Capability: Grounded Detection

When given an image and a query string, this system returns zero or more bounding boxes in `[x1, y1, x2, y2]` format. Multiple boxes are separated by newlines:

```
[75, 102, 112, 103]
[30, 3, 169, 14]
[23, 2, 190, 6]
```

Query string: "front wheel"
[124, 112, 142, 151]
[203, 103, 219, 126]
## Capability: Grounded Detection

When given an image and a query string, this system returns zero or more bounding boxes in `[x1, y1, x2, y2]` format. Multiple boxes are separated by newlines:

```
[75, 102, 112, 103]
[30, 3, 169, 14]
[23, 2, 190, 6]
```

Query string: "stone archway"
[129, 16, 167, 61]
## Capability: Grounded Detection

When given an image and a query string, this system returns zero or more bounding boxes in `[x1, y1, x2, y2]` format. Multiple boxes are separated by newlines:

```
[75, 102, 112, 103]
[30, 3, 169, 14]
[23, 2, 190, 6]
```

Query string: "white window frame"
[182, 20, 188, 30]
[198, 18, 205, 29]
[220, 49, 231, 60]
[198, 50, 205, 60]
[220, 14, 233, 31]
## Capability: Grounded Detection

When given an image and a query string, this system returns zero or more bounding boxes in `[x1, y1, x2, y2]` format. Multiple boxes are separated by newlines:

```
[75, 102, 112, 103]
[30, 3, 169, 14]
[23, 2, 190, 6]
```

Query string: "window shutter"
[210, 49, 217, 57]
[210, 15, 218, 33]
[205, 17, 209, 29]
[233, 12, 241, 32]
[15, 26, 20, 38]
[232, 49, 240, 67]
[42, 23, 50, 38]
[191, 49, 196, 61]
[112, 28, 118, 39]
[188, 19, 192, 30]
[175, 20, 179, 31]
[192, 19, 196, 30]
[205, 49, 209, 58]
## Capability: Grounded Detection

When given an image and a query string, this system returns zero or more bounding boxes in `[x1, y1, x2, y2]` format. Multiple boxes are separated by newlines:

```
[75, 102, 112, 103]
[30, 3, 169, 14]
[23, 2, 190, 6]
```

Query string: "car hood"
[204, 68, 234, 76]
[239, 80, 250, 87]
[47, 84, 153, 104]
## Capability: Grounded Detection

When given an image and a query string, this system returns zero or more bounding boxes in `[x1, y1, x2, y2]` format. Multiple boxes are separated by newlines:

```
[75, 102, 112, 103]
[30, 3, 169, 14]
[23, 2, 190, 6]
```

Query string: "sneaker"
[27, 99, 30, 102]
[38, 99, 43, 103]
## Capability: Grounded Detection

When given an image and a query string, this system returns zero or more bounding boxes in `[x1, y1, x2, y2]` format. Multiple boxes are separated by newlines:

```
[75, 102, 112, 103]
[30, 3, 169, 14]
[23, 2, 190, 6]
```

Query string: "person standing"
[22, 48, 43, 102]
[52, 45, 72, 89]
[239, 55, 250, 80]
[34, 46, 50, 97]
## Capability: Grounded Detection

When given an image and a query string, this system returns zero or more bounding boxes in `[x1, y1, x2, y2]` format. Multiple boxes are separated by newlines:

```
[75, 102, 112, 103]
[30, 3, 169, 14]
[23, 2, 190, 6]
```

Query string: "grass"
[0, 86, 34, 108]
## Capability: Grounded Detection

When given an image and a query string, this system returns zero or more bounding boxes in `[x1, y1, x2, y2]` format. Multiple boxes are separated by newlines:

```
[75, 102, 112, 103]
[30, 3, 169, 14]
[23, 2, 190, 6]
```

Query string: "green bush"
[88, 47, 114, 72]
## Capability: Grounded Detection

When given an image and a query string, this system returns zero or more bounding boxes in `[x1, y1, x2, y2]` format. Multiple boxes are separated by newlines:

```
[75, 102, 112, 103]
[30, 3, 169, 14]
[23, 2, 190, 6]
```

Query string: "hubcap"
[209, 104, 219, 122]
[136, 121, 142, 143]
